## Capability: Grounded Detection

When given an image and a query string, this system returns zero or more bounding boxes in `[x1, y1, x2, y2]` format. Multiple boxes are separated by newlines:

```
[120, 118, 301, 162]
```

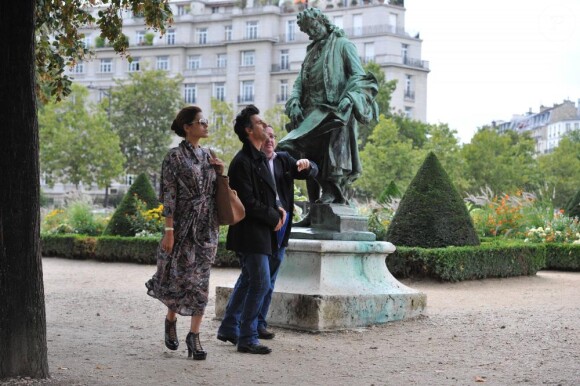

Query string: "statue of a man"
[278, 8, 379, 213]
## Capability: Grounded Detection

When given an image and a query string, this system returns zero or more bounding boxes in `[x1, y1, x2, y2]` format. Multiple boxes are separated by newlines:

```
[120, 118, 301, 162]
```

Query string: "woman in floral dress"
[146, 106, 224, 360]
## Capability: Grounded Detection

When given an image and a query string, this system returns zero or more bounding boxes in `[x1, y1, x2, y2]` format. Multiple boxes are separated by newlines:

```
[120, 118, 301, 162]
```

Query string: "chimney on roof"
[539, 105, 548, 112]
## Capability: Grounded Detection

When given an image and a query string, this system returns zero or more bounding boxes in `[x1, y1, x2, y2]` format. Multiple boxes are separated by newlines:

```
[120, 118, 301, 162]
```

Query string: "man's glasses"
[189, 119, 209, 126]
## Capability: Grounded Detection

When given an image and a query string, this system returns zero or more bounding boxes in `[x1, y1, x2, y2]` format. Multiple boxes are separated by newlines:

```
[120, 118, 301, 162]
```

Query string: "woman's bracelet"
[164, 227, 174, 231]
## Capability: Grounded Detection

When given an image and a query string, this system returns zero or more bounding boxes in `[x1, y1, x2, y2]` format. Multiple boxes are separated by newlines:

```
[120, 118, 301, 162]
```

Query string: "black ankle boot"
[186, 332, 207, 360]
[165, 318, 179, 351]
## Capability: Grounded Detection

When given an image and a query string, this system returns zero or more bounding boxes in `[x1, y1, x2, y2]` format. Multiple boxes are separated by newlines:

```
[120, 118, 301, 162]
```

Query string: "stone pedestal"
[215, 239, 426, 331]
[292, 203, 377, 241]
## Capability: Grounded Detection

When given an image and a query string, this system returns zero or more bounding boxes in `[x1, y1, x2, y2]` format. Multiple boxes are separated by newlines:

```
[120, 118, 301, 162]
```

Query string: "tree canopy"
[39, 84, 125, 189]
[461, 128, 540, 194]
[421, 123, 468, 193]
[363, 61, 397, 118]
[35, 0, 173, 102]
[565, 188, 580, 218]
[109, 69, 182, 177]
[359, 61, 397, 147]
[538, 135, 580, 208]
[356, 117, 466, 199]
[265, 104, 291, 141]
[355, 116, 419, 198]
[206, 98, 238, 167]
[392, 114, 430, 149]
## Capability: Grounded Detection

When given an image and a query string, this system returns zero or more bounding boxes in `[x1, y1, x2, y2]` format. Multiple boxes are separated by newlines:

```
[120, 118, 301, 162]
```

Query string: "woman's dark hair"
[233, 105, 260, 143]
[171, 106, 202, 137]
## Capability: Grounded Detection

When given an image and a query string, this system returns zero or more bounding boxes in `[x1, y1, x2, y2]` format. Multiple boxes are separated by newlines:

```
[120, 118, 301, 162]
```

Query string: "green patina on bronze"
[278, 8, 379, 206]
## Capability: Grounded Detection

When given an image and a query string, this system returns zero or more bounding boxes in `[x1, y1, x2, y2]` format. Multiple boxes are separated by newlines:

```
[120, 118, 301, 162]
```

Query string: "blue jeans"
[218, 252, 271, 346]
[258, 247, 286, 330]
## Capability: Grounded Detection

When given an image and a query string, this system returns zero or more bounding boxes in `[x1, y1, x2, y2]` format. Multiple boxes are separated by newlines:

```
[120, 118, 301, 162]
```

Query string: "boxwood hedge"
[387, 242, 547, 282]
[41, 235, 578, 280]
[41, 234, 237, 267]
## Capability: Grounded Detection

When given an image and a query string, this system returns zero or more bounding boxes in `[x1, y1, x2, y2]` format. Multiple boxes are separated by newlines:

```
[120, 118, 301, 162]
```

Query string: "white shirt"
[266, 152, 281, 203]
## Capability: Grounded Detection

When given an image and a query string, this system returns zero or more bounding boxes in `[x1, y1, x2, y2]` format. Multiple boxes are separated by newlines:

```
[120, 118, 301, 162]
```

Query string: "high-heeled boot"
[165, 318, 179, 351]
[186, 332, 207, 360]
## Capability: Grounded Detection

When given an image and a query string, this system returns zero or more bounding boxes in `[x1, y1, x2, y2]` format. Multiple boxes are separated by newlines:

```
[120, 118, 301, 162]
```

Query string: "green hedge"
[215, 241, 238, 267]
[545, 243, 580, 271]
[95, 236, 160, 264]
[41, 234, 96, 260]
[386, 152, 480, 248]
[41, 234, 238, 267]
[42, 234, 578, 278]
[388, 242, 547, 282]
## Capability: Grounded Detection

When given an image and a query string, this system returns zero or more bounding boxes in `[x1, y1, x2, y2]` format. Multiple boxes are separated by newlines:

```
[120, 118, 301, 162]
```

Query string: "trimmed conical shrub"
[565, 188, 580, 218]
[378, 180, 402, 204]
[386, 152, 480, 248]
[103, 173, 158, 236]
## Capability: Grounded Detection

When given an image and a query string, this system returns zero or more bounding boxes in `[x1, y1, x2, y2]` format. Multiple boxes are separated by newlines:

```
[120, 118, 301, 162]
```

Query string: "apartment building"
[70, 0, 429, 123]
[495, 99, 580, 154]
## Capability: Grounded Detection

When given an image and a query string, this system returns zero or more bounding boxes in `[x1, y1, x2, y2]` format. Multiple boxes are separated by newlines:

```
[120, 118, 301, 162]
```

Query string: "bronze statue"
[278, 7, 379, 223]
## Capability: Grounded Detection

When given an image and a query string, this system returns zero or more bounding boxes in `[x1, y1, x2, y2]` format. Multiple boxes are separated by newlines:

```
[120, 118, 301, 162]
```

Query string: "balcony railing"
[277, 32, 310, 43]
[238, 95, 255, 104]
[239, 65, 255, 73]
[271, 61, 302, 72]
[277, 23, 411, 45]
[276, 95, 289, 103]
[370, 54, 430, 70]
[271, 64, 291, 72]
[404, 90, 415, 101]
[183, 67, 227, 77]
[403, 57, 426, 68]
[342, 24, 408, 38]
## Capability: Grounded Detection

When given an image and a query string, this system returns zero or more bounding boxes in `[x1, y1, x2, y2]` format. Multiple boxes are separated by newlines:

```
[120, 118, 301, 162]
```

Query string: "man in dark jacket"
[218, 105, 285, 355]
[217, 107, 317, 354]
[257, 125, 317, 337]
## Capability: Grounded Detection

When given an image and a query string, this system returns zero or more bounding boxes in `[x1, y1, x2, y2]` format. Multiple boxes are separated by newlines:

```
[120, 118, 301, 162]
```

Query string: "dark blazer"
[226, 142, 281, 255]
[273, 151, 318, 247]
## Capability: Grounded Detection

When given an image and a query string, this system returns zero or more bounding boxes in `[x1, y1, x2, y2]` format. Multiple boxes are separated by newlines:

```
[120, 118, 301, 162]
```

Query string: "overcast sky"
[404, 0, 580, 143]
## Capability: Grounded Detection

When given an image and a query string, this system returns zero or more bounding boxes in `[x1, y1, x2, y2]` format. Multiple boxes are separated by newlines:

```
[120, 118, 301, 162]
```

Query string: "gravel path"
[3, 258, 579, 385]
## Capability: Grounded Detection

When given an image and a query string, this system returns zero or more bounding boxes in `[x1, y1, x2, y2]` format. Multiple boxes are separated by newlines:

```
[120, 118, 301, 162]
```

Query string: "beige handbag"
[215, 175, 245, 225]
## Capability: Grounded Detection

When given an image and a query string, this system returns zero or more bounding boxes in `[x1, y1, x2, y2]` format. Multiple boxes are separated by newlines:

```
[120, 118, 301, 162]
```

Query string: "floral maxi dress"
[146, 141, 219, 316]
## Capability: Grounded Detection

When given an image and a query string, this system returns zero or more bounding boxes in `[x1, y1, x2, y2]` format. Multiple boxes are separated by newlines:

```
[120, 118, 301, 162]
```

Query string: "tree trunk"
[0, 0, 49, 379]
[104, 185, 110, 207]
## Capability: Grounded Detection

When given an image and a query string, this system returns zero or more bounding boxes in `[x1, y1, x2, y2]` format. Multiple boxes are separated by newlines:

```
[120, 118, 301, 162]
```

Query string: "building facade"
[70, 0, 429, 122]
[45, 0, 429, 204]
[495, 99, 580, 154]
